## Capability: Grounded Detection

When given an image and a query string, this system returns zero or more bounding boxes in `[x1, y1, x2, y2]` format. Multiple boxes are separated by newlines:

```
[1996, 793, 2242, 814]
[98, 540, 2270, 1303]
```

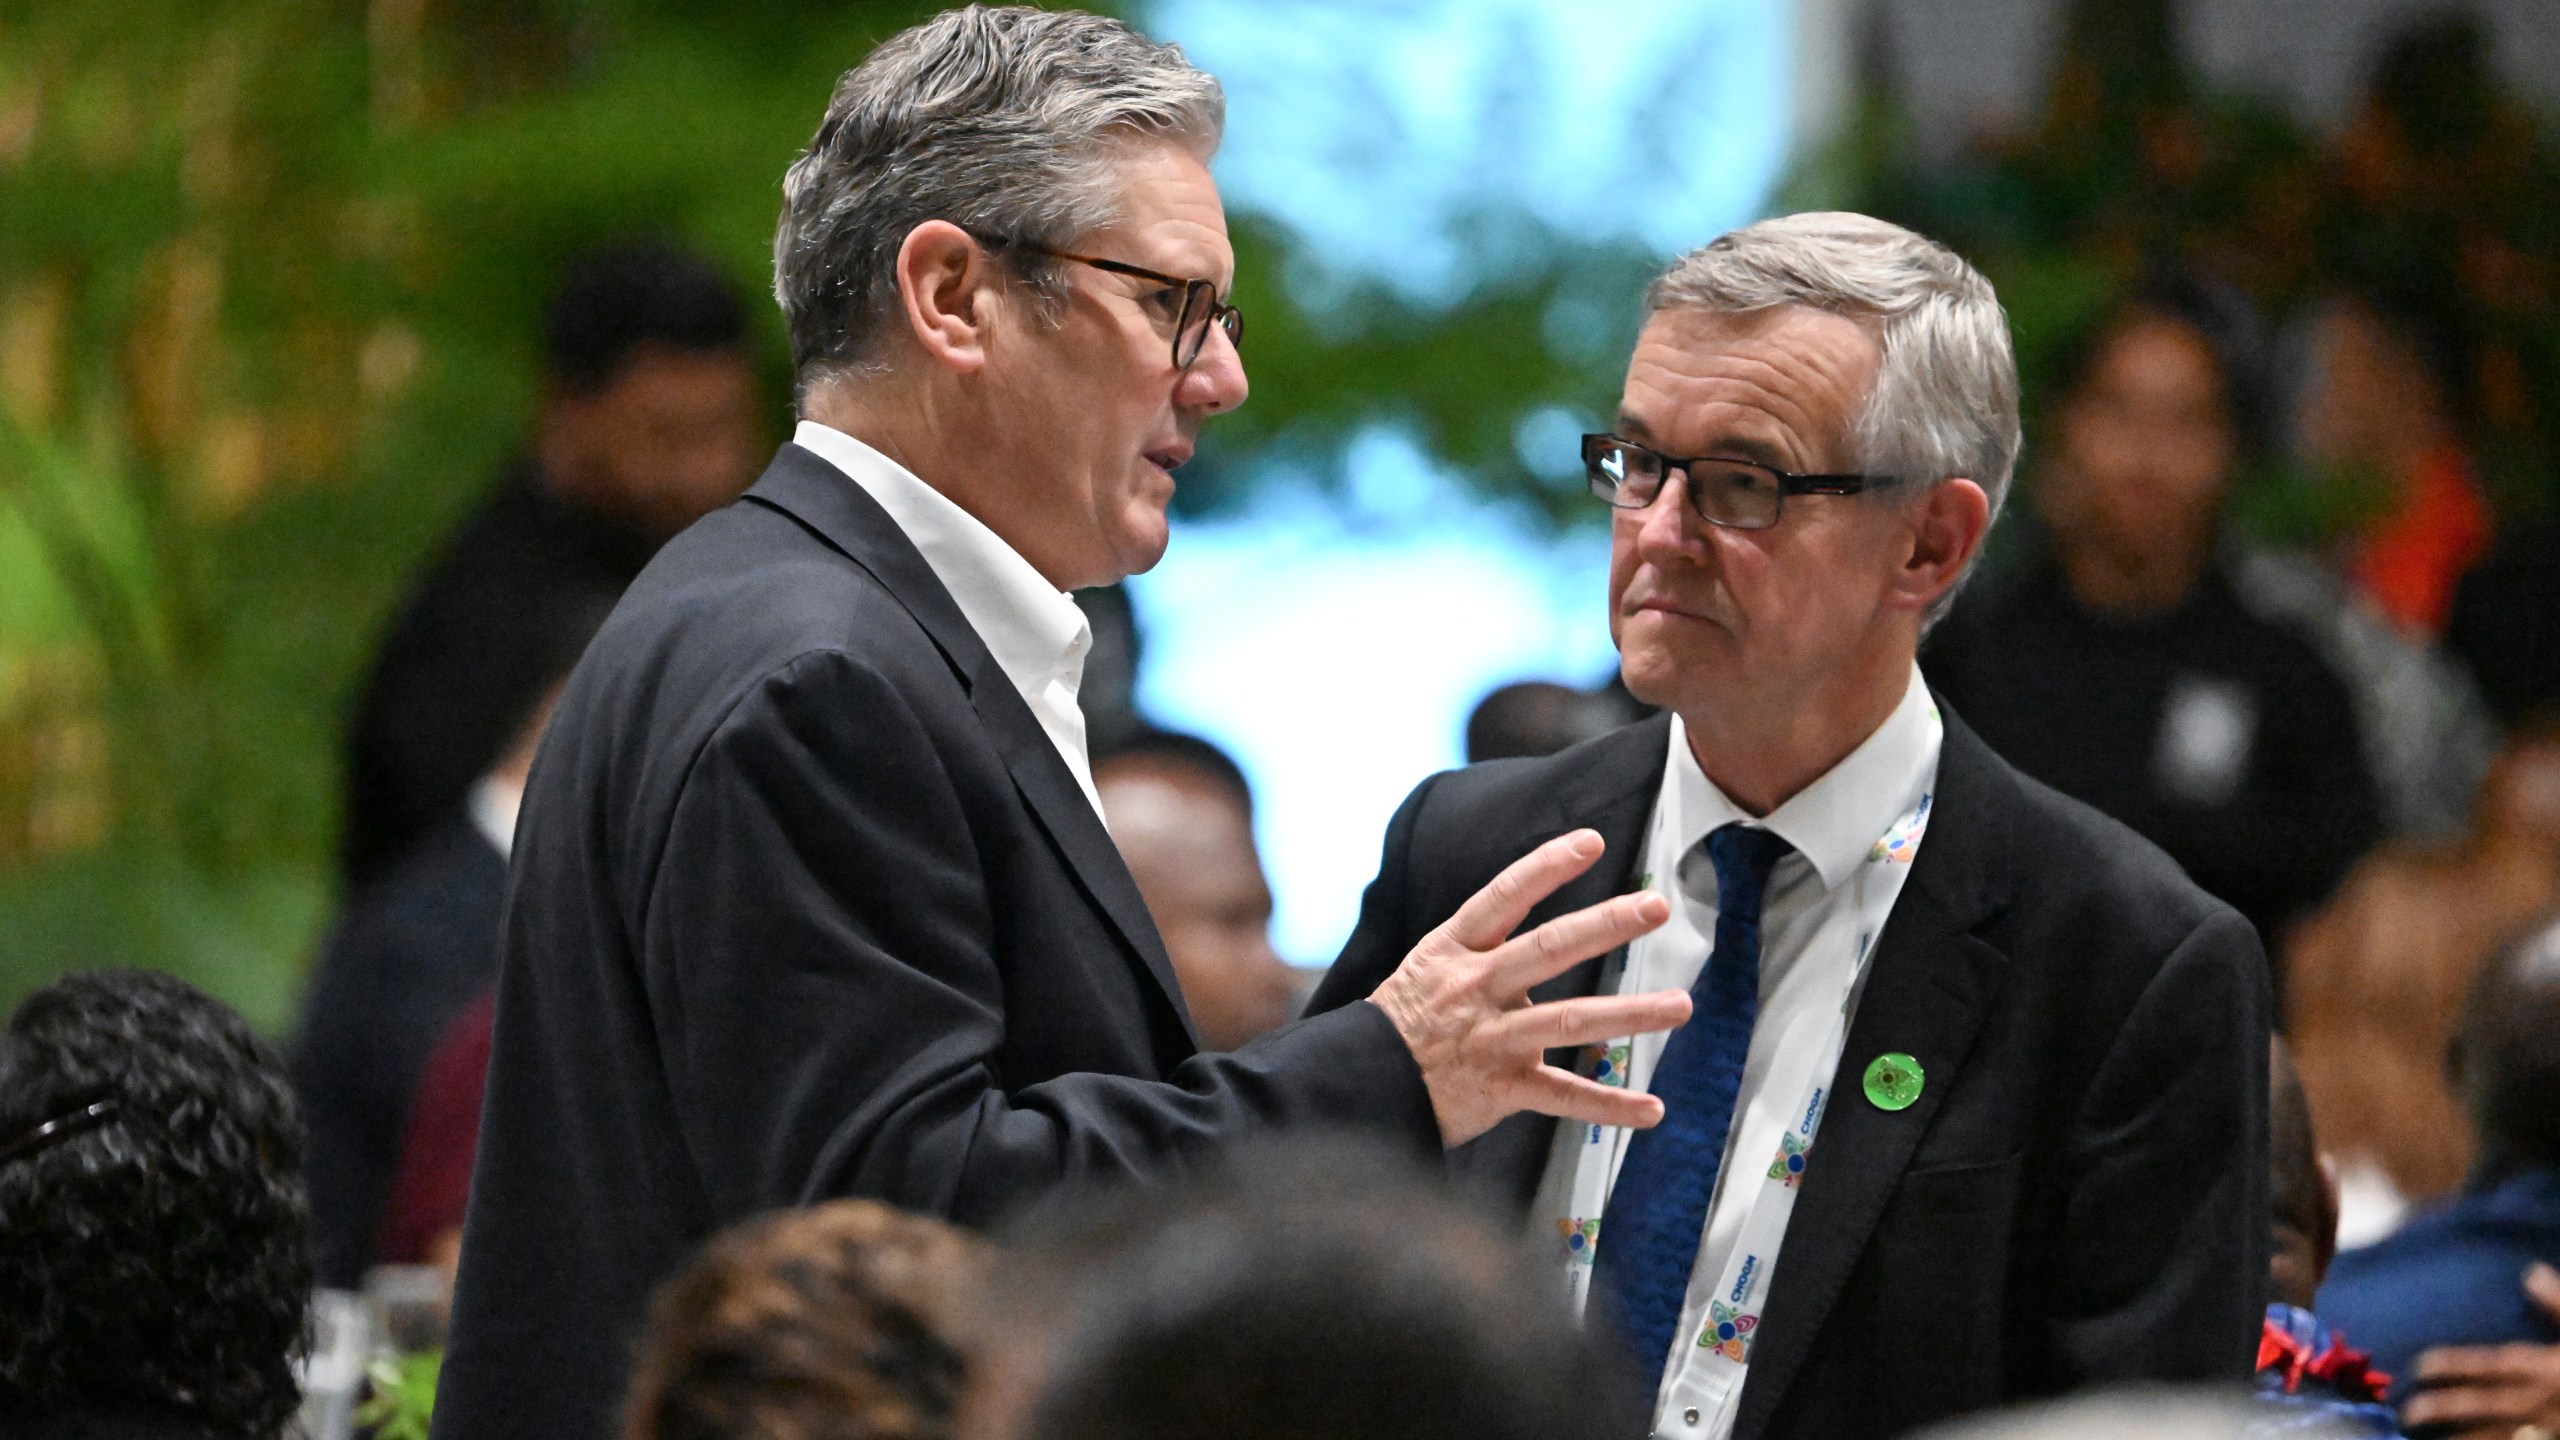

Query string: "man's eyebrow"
[1614, 413, 1793, 471]
[1711, 435, 1792, 470]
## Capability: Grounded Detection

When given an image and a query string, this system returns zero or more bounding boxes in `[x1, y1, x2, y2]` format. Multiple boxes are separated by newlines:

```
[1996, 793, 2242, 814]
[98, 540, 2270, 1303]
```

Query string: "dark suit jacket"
[291, 811, 508, 1288]
[1307, 709, 2271, 1440]
[430, 445, 1436, 1440]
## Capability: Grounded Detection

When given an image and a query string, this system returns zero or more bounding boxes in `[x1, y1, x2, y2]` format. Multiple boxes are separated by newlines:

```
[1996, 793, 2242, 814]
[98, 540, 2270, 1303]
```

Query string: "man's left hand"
[2402, 1262, 2560, 1438]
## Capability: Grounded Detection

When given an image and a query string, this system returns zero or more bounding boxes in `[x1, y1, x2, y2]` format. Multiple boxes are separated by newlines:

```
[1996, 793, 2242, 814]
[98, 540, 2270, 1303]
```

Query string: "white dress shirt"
[791, 421, 1103, 815]
[1534, 665, 1944, 1439]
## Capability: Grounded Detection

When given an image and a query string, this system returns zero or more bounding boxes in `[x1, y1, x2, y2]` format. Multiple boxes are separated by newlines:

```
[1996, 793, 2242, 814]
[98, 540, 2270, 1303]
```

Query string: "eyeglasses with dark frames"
[966, 230, 1243, 371]
[1582, 433, 1899, 531]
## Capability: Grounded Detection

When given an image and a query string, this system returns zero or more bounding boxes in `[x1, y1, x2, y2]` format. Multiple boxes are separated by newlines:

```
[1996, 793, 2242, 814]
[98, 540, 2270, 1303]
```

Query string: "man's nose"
[1176, 322, 1247, 415]
[1632, 470, 1710, 561]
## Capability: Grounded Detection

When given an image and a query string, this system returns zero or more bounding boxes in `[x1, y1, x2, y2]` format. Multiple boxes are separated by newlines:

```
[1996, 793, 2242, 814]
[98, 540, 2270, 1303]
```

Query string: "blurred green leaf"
[356, 1349, 443, 1440]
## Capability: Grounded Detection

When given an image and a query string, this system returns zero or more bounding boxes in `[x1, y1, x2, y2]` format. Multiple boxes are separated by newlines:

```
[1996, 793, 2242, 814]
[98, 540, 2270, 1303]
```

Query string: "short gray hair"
[1646, 212, 2020, 620]
[774, 6, 1223, 393]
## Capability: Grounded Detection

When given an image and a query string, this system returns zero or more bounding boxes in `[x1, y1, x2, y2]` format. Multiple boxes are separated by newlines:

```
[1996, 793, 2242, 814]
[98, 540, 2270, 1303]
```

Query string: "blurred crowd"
[1918, 9, 2560, 1280]
[5, 4, 2560, 1439]
[6, 929, 2560, 1437]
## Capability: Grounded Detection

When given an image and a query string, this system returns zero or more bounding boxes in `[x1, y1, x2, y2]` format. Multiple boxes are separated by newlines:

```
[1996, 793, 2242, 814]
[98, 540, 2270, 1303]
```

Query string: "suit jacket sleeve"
[2052, 905, 2271, 1383]
[637, 650, 1436, 1226]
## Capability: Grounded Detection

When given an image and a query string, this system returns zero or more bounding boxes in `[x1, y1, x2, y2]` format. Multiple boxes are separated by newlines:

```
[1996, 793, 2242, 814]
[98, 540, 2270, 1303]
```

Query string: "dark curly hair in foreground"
[0, 969, 310, 1439]
[624, 1199, 990, 1440]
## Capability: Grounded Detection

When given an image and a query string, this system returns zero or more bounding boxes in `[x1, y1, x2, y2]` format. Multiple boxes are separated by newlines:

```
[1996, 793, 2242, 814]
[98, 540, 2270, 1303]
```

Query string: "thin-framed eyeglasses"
[967, 230, 1243, 370]
[1582, 433, 1900, 531]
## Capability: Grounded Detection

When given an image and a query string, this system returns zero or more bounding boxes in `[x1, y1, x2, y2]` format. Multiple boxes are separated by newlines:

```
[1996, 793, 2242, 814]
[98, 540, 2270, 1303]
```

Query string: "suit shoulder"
[609, 502, 922, 663]
[1412, 722, 1662, 828]
[562, 502, 968, 752]
[526, 504, 967, 861]
[1392, 719, 1668, 877]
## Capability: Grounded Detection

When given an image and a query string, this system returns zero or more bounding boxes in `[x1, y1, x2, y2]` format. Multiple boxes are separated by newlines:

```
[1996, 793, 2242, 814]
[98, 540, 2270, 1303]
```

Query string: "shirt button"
[1684, 1410, 1702, 1427]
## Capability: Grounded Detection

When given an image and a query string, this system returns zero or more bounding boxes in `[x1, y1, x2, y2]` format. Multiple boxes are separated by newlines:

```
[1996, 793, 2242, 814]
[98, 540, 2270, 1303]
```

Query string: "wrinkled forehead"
[1089, 138, 1236, 288]
[1620, 303, 1885, 465]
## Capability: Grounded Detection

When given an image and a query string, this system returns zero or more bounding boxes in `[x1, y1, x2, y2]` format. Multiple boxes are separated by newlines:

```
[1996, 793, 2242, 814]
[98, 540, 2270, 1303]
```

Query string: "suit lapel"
[1732, 714, 2016, 1440]
[1525, 712, 1677, 1003]
[966, 673, 1198, 1048]
[741, 445, 1198, 1050]
[1452, 714, 1673, 1209]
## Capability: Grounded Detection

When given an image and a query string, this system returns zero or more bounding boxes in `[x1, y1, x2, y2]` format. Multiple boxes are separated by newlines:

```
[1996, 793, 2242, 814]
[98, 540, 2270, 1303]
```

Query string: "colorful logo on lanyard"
[1868, 791, 1932, 864]
[1557, 1217, 1601, 1266]
[1587, 1042, 1631, 1088]
[1698, 1299, 1759, 1361]
[1767, 1130, 1811, 1188]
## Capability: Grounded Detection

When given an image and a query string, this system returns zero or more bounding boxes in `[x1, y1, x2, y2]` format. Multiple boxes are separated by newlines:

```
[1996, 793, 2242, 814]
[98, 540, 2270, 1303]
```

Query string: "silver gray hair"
[774, 5, 1223, 395]
[1646, 212, 2020, 621]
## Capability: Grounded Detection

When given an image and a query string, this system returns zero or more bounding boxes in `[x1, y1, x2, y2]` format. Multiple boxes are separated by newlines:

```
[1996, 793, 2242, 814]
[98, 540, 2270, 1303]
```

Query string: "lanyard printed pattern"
[1551, 782, 1935, 1391]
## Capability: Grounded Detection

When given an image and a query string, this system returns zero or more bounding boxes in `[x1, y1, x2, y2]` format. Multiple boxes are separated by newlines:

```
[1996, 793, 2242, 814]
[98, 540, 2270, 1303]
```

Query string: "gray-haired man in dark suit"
[1313, 212, 2270, 1440]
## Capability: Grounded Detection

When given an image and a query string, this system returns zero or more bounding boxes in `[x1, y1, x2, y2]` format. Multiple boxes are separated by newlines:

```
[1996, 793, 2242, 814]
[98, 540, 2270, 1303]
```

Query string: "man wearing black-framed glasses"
[1580, 432, 1898, 532]
[1311, 212, 2270, 1440]
[968, 229, 1244, 372]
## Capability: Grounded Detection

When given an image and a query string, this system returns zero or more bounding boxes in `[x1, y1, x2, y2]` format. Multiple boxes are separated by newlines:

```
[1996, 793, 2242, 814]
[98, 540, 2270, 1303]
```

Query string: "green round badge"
[1863, 1052, 1924, 1111]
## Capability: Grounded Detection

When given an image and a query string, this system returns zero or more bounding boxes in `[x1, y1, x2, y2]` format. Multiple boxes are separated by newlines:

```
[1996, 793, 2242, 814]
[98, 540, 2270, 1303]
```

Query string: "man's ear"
[893, 220, 999, 375]
[1892, 477, 1992, 615]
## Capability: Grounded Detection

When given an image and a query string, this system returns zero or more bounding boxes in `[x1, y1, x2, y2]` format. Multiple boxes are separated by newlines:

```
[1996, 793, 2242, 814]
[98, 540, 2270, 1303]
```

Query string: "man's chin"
[1618, 651, 1682, 710]
[1619, 627, 1737, 708]
[1109, 519, 1173, 582]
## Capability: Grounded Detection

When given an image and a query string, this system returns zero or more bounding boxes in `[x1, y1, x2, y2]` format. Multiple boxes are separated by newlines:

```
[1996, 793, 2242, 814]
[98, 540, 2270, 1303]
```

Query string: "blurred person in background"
[2318, 914, 2560, 1406]
[2397, 1264, 2560, 1440]
[980, 1137, 1645, 1440]
[2285, 727, 2560, 1245]
[2256, 1039, 2399, 1437]
[623, 1200, 988, 1440]
[435, 12, 1682, 1440]
[374, 990, 496, 1282]
[2448, 508, 2560, 739]
[2309, 13, 2544, 814]
[2221, 540, 2496, 848]
[0, 969, 310, 1440]
[1092, 729, 1298, 1050]
[1928, 276, 2382, 955]
[2291, 282, 2488, 642]
[342, 241, 763, 890]
[1313, 213, 2269, 1440]
[297, 619, 593, 1289]
[1465, 678, 1647, 763]
[2269, 1042, 2339, 1323]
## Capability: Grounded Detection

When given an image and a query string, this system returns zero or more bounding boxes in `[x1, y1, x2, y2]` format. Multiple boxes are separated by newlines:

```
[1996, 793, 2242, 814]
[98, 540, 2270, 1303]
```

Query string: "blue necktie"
[1592, 821, 1794, 1402]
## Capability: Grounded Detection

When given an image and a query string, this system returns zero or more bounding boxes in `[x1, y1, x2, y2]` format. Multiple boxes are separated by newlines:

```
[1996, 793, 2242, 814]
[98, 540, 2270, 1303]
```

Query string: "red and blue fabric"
[2251, 1303, 2402, 1438]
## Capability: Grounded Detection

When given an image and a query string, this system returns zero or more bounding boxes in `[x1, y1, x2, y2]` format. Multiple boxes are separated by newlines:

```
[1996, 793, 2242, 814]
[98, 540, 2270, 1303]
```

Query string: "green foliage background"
[2, 0, 2553, 1033]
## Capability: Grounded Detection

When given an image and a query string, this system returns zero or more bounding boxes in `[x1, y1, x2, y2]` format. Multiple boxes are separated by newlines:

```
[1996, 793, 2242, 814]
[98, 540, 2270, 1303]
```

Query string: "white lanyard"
[1554, 785, 1935, 1403]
